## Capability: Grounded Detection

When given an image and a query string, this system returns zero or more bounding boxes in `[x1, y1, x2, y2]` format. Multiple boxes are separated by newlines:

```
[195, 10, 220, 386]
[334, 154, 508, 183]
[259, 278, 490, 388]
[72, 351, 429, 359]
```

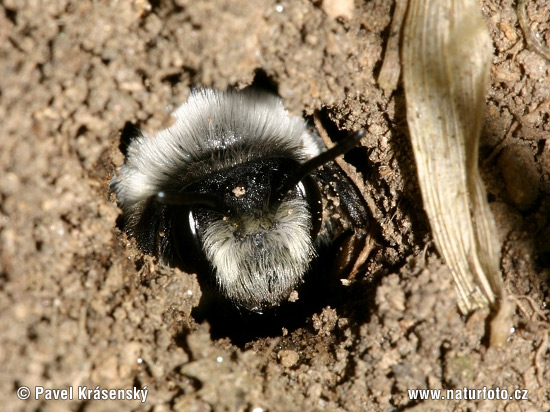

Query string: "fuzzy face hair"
[199, 198, 315, 309]
[111, 88, 327, 311]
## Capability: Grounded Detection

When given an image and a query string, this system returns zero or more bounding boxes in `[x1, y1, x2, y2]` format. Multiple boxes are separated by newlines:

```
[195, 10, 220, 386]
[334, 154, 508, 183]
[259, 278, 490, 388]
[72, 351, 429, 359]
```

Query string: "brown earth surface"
[1, 0, 549, 411]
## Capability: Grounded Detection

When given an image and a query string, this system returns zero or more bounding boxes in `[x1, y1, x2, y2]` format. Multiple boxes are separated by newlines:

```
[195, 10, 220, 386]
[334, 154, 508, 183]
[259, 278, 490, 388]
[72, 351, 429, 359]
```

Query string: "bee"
[111, 88, 370, 314]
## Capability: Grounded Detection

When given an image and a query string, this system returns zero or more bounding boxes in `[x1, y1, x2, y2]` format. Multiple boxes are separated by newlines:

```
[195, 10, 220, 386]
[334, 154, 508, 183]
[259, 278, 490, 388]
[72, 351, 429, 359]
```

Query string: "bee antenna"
[275, 129, 365, 204]
[155, 191, 228, 213]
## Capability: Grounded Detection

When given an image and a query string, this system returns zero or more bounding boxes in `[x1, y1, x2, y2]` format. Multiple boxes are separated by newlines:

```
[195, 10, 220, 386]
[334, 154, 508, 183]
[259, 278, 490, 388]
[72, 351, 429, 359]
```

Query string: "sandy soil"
[1, 0, 549, 411]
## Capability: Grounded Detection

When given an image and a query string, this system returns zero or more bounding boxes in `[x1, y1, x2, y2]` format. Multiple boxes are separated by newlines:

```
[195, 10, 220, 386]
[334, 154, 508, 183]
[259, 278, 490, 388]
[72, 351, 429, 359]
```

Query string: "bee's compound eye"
[170, 208, 208, 273]
[299, 176, 323, 240]
[188, 210, 197, 236]
[296, 181, 306, 198]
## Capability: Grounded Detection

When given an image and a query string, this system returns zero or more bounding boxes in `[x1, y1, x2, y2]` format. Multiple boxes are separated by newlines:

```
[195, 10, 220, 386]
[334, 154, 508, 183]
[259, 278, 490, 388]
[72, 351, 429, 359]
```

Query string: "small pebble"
[498, 145, 539, 211]
[278, 350, 299, 367]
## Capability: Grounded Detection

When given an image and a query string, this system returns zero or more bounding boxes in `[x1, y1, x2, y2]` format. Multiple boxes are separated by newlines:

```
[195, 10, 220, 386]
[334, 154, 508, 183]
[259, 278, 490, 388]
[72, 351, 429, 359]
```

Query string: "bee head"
[155, 130, 364, 311]
[155, 157, 318, 311]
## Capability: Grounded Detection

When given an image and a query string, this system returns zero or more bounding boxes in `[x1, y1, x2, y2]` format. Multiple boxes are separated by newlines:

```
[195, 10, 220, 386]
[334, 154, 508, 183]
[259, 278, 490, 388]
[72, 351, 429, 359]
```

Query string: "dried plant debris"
[402, 0, 512, 344]
[517, 0, 550, 62]
[377, 0, 407, 95]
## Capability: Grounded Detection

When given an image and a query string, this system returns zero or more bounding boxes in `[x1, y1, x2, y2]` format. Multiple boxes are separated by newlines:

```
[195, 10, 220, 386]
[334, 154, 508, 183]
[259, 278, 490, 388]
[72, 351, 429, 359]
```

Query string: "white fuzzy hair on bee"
[111, 88, 368, 313]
